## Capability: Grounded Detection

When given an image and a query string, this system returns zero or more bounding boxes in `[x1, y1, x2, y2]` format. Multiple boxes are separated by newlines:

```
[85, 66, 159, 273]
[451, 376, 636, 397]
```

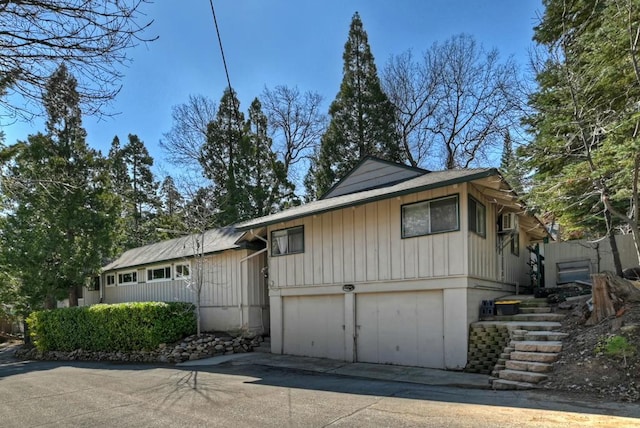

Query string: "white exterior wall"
[103, 248, 267, 334]
[268, 183, 466, 289]
[467, 183, 533, 288]
[269, 277, 472, 369]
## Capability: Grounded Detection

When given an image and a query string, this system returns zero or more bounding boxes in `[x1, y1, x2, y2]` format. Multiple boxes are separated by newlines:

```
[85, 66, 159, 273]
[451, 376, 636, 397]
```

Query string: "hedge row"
[27, 302, 196, 352]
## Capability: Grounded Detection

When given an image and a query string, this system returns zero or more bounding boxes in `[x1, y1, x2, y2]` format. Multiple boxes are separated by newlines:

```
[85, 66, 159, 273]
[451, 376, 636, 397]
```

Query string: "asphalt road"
[0, 358, 639, 427]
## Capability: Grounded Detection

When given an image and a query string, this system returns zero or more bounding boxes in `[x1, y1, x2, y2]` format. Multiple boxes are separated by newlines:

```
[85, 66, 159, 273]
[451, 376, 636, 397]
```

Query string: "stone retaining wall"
[465, 323, 510, 374]
[14, 333, 265, 364]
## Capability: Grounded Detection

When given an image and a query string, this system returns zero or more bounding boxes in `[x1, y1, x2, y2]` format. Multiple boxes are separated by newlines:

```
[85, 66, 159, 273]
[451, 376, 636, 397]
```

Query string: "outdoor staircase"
[488, 298, 568, 390]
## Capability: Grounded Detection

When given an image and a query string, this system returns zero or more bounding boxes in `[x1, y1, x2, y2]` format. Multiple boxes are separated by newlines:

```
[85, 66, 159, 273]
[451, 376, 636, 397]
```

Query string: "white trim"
[175, 263, 191, 280]
[105, 273, 116, 288]
[146, 265, 172, 283]
[117, 270, 138, 286]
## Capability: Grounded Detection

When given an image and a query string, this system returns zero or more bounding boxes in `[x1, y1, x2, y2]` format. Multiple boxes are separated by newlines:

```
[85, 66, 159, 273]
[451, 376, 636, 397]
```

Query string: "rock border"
[14, 333, 265, 364]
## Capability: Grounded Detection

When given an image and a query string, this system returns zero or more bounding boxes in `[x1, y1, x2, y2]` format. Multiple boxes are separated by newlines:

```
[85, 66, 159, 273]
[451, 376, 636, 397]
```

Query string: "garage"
[282, 294, 346, 360]
[356, 290, 445, 368]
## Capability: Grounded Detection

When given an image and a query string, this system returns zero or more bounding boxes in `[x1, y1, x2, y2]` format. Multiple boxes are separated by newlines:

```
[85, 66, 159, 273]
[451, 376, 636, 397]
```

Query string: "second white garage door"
[282, 294, 346, 360]
[356, 290, 445, 368]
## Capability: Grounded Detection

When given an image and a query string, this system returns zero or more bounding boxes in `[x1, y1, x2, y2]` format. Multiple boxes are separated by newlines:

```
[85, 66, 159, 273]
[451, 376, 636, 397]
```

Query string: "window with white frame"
[147, 266, 171, 282]
[271, 226, 304, 256]
[401, 195, 459, 238]
[175, 263, 190, 279]
[468, 196, 486, 237]
[105, 274, 116, 287]
[118, 271, 137, 285]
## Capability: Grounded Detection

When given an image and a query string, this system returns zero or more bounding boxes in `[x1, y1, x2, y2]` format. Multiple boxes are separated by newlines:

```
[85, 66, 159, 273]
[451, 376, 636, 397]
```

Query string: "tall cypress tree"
[306, 12, 401, 199]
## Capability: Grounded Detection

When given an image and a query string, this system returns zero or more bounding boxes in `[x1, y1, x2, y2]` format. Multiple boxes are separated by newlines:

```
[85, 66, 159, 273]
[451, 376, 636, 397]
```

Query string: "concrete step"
[518, 298, 551, 308]
[519, 307, 552, 314]
[472, 321, 563, 331]
[494, 313, 566, 322]
[514, 341, 563, 353]
[510, 351, 559, 363]
[505, 360, 553, 373]
[499, 369, 549, 383]
[524, 331, 569, 341]
[492, 379, 540, 390]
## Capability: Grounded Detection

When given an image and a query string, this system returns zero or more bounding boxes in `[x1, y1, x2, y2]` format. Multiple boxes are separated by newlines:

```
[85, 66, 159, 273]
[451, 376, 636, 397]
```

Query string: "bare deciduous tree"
[382, 50, 440, 167]
[261, 85, 326, 180]
[383, 34, 521, 170]
[160, 94, 217, 177]
[0, 0, 155, 119]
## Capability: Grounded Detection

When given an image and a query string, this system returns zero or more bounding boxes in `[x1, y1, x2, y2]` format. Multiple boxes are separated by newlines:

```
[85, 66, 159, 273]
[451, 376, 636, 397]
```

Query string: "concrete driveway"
[0, 356, 639, 427]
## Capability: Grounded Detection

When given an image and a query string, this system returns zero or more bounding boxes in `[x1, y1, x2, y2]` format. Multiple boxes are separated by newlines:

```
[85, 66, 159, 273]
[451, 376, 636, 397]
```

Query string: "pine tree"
[245, 98, 295, 216]
[107, 134, 160, 248]
[523, 0, 640, 268]
[306, 12, 401, 198]
[121, 134, 160, 246]
[0, 64, 119, 309]
[499, 131, 524, 194]
[200, 88, 246, 226]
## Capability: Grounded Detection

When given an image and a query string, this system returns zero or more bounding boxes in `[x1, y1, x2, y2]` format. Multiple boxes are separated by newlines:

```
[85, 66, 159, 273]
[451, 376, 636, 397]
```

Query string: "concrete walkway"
[177, 352, 492, 389]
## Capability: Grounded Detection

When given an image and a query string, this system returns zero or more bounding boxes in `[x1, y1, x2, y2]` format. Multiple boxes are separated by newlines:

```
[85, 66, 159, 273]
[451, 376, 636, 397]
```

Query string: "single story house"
[84, 227, 269, 334]
[234, 157, 548, 369]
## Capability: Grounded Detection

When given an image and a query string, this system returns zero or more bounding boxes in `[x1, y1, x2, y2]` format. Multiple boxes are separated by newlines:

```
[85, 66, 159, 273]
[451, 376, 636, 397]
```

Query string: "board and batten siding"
[268, 184, 467, 288]
[466, 184, 532, 287]
[104, 249, 252, 307]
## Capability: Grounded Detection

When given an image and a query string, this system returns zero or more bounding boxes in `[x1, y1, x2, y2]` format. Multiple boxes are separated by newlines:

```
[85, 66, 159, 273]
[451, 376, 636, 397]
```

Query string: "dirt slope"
[543, 297, 640, 402]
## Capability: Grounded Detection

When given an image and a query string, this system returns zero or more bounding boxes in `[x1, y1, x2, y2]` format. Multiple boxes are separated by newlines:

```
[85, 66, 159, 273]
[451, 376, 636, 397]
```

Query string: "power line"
[208, 0, 241, 124]
[208, 0, 233, 97]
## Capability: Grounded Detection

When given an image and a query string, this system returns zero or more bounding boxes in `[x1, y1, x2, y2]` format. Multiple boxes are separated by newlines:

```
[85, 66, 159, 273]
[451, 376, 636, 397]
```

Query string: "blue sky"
[2, 0, 543, 176]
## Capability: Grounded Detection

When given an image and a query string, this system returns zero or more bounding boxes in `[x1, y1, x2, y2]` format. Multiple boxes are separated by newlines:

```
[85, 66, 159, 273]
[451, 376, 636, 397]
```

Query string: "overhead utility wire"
[209, 0, 233, 94]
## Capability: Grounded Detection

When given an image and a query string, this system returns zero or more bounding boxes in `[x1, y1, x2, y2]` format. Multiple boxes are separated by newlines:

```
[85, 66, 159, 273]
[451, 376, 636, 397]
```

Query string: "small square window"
[468, 196, 486, 237]
[176, 264, 190, 279]
[271, 226, 304, 256]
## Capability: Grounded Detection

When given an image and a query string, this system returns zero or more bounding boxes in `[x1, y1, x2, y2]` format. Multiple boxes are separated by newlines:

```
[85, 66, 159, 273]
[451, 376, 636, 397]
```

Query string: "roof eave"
[236, 169, 499, 231]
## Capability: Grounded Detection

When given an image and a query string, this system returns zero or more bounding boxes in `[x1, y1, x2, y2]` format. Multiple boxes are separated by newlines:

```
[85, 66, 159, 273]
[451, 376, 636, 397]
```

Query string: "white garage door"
[282, 295, 345, 360]
[356, 291, 444, 368]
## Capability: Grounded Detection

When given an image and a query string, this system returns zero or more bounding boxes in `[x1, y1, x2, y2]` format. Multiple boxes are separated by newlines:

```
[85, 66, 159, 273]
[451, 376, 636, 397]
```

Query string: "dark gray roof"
[236, 168, 497, 231]
[102, 227, 243, 272]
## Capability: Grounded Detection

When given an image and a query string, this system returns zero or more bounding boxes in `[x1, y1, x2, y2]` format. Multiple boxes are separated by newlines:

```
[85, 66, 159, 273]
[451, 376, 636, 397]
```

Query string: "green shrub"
[595, 335, 637, 366]
[27, 302, 196, 352]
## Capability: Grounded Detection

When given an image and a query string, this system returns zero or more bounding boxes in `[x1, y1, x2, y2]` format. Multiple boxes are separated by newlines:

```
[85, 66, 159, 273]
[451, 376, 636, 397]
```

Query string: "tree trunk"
[43, 294, 56, 310]
[68, 285, 78, 307]
[586, 274, 616, 325]
[604, 210, 623, 276]
[587, 272, 640, 325]
[22, 319, 31, 346]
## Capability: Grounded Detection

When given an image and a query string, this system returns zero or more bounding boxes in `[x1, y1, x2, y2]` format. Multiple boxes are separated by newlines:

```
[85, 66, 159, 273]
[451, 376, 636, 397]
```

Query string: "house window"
[106, 274, 116, 287]
[118, 271, 137, 285]
[147, 266, 171, 282]
[511, 233, 520, 256]
[468, 196, 486, 237]
[401, 195, 459, 238]
[271, 226, 304, 256]
[176, 264, 190, 279]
